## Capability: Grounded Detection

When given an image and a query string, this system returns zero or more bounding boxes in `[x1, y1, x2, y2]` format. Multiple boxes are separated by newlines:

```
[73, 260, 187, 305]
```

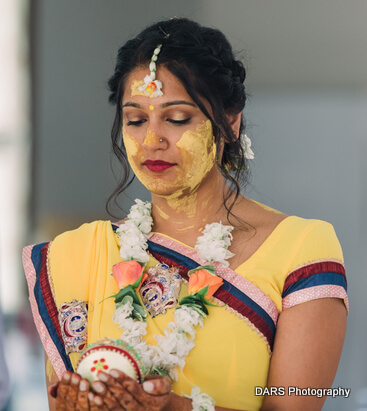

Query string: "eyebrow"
[122, 100, 196, 109]
[160, 100, 196, 108]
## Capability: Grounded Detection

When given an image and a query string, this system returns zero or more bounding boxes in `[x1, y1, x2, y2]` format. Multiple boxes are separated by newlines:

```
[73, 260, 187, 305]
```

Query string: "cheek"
[176, 120, 216, 186]
[123, 126, 141, 164]
[123, 126, 161, 190]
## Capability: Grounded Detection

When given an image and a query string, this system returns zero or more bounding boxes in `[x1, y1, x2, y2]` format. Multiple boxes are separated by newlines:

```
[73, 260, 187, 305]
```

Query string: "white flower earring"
[240, 133, 254, 160]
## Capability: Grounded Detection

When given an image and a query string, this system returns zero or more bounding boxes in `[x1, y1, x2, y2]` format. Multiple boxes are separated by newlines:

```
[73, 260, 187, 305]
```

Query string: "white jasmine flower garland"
[138, 45, 164, 97]
[126, 199, 153, 235]
[112, 289, 204, 380]
[116, 200, 153, 263]
[112, 199, 233, 409]
[187, 386, 216, 411]
[195, 222, 234, 267]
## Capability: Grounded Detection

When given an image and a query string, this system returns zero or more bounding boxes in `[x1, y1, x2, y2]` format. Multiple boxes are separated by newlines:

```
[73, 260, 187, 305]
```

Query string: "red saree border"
[283, 260, 346, 292]
[149, 234, 279, 352]
[150, 233, 279, 324]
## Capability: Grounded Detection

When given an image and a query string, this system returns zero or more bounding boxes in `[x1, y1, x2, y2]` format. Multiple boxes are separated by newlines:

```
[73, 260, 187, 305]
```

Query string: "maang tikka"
[138, 44, 163, 98]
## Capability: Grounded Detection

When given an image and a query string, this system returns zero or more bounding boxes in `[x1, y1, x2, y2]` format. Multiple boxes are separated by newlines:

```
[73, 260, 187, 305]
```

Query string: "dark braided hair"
[107, 18, 249, 222]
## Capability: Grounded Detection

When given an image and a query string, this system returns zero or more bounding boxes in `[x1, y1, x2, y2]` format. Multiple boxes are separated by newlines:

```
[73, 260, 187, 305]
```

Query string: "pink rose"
[112, 261, 145, 289]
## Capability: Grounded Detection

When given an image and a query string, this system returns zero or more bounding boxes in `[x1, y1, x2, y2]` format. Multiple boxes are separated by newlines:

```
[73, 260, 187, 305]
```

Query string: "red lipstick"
[143, 160, 175, 172]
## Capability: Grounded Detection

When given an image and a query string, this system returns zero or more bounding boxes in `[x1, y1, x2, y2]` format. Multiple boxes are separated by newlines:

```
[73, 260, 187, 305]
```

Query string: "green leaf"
[199, 301, 209, 315]
[202, 297, 219, 307]
[178, 291, 222, 315]
[99, 294, 116, 304]
[113, 285, 141, 305]
[187, 264, 216, 276]
[178, 294, 209, 315]
[133, 303, 146, 314]
[131, 265, 145, 289]
[179, 295, 199, 306]
[132, 304, 147, 319]
[197, 285, 209, 297]
[150, 368, 171, 379]
[113, 288, 130, 304]
[121, 295, 134, 305]
[132, 310, 146, 322]
[190, 305, 207, 317]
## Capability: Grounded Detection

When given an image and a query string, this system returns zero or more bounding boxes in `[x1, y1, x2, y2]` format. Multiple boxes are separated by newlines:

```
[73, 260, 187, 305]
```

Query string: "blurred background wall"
[1, 0, 366, 409]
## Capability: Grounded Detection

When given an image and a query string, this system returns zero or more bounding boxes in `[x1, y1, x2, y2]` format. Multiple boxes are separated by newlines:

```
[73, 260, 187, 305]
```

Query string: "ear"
[226, 112, 242, 138]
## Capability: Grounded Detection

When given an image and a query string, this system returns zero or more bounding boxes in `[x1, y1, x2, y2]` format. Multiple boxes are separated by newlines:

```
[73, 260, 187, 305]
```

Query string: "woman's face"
[121, 67, 218, 200]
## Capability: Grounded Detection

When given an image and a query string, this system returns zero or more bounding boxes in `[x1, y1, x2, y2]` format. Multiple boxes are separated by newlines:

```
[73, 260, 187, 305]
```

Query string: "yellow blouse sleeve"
[281, 220, 348, 312]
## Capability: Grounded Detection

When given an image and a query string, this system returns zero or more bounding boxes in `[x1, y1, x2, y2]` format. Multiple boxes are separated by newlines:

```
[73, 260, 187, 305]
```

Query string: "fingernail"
[71, 375, 79, 385]
[93, 382, 104, 393]
[79, 380, 89, 391]
[63, 372, 70, 381]
[143, 381, 154, 392]
[109, 370, 119, 378]
[94, 396, 103, 405]
[98, 372, 108, 382]
[88, 392, 94, 401]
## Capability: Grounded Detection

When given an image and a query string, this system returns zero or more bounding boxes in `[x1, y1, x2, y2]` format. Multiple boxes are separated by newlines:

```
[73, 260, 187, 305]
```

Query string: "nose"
[143, 128, 167, 149]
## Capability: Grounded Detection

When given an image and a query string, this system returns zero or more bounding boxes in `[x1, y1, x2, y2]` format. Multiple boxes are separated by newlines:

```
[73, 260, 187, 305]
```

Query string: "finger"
[92, 380, 123, 410]
[53, 371, 72, 411]
[123, 378, 171, 410]
[109, 369, 135, 385]
[88, 392, 104, 411]
[64, 373, 82, 411]
[99, 371, 143, 410]
[142, 376, 172, 396]
[75, 379, 90, 411]
[58, 371, 72, 399]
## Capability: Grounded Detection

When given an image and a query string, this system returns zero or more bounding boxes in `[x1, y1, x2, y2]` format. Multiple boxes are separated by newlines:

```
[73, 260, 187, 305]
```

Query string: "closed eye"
[126, 119, 146, 127]
[166, 118, 192, 125]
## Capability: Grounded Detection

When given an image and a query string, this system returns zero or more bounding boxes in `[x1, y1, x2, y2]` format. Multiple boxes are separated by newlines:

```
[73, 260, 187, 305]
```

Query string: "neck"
[150, 173, 233, 246]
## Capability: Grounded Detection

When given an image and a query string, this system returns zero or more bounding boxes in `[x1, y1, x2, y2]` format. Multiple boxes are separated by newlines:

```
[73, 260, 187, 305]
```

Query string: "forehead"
[122, 66, 193, 104]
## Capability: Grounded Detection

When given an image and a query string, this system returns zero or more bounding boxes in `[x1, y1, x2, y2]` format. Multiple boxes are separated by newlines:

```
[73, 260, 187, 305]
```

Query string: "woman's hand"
[49, 369, 192, 410]
[48, 371, 102, 411]
[89, 370, 191, 411]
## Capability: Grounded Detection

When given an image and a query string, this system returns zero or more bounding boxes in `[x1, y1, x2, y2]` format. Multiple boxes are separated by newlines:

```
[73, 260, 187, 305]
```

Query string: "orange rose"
[112, 261, 144, 289]
[188, 269, 223, 298]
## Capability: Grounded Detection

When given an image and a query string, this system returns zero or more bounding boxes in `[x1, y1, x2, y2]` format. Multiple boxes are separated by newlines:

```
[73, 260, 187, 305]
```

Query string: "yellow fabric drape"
[48, 215, 346, 411]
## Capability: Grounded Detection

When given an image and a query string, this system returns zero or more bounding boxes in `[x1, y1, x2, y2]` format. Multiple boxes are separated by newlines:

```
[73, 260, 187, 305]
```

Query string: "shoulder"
[263, 213, 348, 314]
[244, 198, 343, 262]
[23, 220, 116, 281]
[23, 220, 117, 276]
[280, 218, 348, 313]
[280, 216, 344, 266]
[47, 220, 119, 252]
[49, 220, 117, 262]
[233, 198, 348, 312]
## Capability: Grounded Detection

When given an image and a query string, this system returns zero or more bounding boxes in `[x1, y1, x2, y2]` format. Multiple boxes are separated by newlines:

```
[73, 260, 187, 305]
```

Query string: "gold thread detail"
[46, 241, 57, 302]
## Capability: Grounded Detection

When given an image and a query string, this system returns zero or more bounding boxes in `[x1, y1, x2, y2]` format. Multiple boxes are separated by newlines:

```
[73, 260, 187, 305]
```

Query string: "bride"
[23, 18, 348, 411]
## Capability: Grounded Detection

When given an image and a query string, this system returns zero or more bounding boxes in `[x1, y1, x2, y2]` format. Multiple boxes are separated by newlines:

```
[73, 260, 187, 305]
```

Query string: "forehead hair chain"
[138, 44, 163, 98]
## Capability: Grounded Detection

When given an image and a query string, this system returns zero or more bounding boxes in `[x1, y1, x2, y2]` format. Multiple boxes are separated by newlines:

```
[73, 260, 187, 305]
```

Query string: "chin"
[144, 183, 183, 198]
[134, 170, 181, 195]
